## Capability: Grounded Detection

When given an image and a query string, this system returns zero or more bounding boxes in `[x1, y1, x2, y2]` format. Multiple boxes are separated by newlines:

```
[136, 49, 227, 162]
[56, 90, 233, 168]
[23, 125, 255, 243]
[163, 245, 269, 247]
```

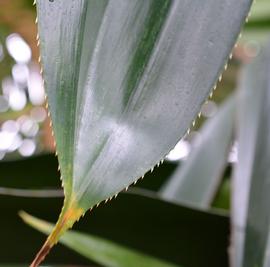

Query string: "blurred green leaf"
[248, 0, 270, 23]
[35, 1, 252, 261]
[160, 97, 235, 209]
[231, 40, 270, 267]
[241, 0, 270, 44]
[0, 187, 229, 266]
[21, 212, 179, 267]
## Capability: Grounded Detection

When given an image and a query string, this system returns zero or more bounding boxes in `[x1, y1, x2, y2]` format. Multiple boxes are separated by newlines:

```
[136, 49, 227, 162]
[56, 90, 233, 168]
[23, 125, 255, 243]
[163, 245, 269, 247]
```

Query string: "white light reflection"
[18, 139, 36, 157]
[8, 134, 22, 152]
[166, 139, 190, 161]
[6, 33, 31, 63]
[20, 118, 39, 137]
[2, 120, 19, 134]
[27, 65, 45, 105]
[9, 89, 27, 111]
[0, 131, 16, 150]
[228, 142, 238, 163]
[12, 63, 29, 84]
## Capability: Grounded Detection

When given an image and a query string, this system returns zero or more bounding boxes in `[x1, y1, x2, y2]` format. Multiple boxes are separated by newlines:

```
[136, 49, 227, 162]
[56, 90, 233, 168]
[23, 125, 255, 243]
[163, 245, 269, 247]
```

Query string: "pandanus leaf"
[32, 0, 252, 265]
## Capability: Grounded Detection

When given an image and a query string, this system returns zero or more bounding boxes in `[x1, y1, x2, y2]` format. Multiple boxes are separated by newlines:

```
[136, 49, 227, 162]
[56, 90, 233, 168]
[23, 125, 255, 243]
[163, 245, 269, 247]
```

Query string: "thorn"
[192, 120, 196, 127]
[114, 193, 118, 199]
[134, 180, 137, 185]
[218, 74, 222, 82]
[58, 166, 60, 171]
[229, 53, 233, 60]
[198, 112, 202, 118]
[150, 167, 154, 173]
[224, 63, 228, 70]
[125, 186, 128, 191]
[187, 128, 190, 135]
[96, 203, 100, 208]
[210, 91, 213, 98]
[109, 197, 113, 201]
[33, 0, 36, 5]
[161, 159, 164, 164]
[105, 199, 108, 204]
[35, 17, 38, 24]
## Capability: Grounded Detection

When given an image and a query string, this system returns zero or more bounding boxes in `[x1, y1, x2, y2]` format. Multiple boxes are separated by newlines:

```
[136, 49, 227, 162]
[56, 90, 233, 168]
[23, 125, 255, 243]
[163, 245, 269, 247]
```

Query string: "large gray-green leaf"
[160, 96, 235, 209]
[34, 0, 252, 264]
[36, 0, 252, 211]
[231, 41, 270, 267]
[21, 212, 178, 267]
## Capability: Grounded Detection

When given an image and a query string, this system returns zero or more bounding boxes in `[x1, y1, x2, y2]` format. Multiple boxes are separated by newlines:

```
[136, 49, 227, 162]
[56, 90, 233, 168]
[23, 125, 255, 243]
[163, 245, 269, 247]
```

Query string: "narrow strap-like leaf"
[21, 212, 179, 267]
[231, 41, 270, 267]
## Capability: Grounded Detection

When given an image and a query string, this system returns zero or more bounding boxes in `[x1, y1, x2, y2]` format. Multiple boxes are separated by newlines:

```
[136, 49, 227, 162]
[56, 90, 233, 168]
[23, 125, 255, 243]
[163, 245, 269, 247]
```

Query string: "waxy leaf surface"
[34, 0, 252, 265]
[37, 0, 252, 212]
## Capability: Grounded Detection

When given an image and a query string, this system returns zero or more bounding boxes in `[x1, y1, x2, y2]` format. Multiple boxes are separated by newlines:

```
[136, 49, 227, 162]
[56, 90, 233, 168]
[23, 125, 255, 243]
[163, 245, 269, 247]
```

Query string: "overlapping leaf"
[160, 96, 235, 209]
[231, 41, 270, 267]
[33, 0, 252, 265]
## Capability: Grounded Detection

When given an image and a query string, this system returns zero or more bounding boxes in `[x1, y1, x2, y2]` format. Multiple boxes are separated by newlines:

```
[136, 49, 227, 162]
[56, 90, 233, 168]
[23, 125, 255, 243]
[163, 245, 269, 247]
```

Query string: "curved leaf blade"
[160, 96, 235, 209]
[35, 0, 252, 265]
